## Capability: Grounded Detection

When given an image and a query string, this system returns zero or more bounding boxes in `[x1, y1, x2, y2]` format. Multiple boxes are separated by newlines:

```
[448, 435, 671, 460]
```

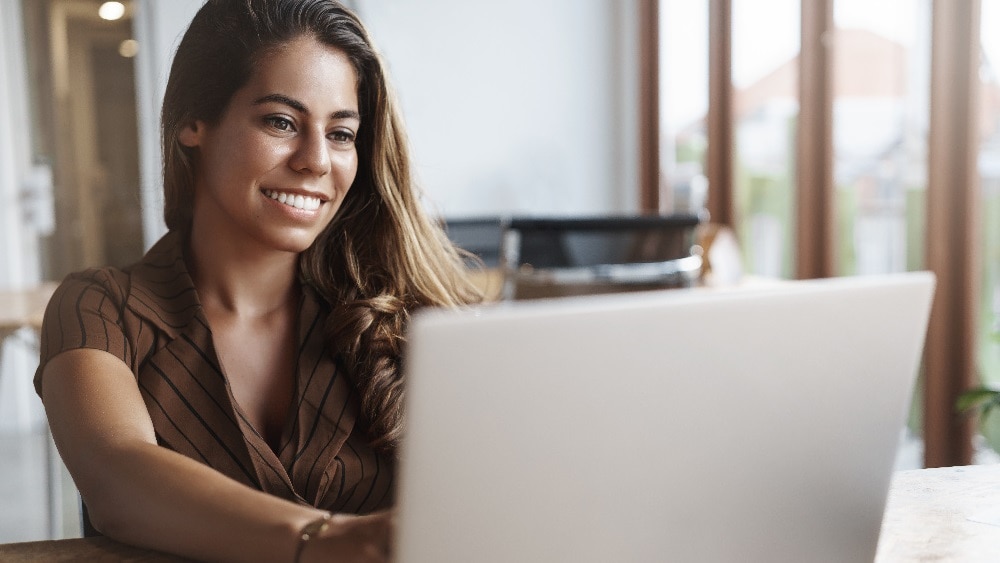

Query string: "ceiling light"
[119, 39, 139, 58]
[98, 1, 126, 21]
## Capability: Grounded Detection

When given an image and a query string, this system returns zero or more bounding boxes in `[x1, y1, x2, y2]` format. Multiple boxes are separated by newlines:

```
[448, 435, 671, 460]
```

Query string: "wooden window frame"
[796, 0, 835, 279]
[924, 0, 981, 467]
[645, 0, 983, 467]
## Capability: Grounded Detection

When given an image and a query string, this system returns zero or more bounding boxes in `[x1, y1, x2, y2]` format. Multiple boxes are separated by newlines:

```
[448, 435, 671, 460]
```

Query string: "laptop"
[394, 272, 936, 563]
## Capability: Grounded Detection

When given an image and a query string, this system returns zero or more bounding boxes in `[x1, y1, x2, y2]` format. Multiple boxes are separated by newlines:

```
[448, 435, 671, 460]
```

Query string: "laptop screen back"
[395, 272, 935, 563]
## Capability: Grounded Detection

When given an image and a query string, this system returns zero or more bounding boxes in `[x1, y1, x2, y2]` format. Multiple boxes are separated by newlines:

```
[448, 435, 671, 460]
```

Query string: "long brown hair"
[162, 0, 482, 453]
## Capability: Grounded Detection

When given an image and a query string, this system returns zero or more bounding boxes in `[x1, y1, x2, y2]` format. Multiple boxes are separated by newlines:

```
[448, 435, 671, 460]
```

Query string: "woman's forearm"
[42, 349, 324, 563]
[81, 439, 321, 563]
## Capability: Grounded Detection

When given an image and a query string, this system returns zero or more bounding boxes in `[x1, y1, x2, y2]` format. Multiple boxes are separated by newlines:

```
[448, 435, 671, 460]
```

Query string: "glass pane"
[833, 0, 930, 276]
[978, 0, 1000, 453]
[732, 0, 800, 278]
[659, 0, 709, 215]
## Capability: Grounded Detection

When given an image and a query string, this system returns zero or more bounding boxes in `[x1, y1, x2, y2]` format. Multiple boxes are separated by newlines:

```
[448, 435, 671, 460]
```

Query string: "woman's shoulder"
[49, 230, 191, 315]
[36, 230, 202, 386]
[52, 264, 133, 306]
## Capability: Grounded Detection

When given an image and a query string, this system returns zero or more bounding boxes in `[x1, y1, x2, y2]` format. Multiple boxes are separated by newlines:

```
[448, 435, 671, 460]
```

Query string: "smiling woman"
[178, 35, 360, 256]
[32, 1, 483, 562]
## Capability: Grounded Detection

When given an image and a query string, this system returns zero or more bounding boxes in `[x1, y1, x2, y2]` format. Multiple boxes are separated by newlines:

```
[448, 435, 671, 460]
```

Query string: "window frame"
[647, 0, 983, 467]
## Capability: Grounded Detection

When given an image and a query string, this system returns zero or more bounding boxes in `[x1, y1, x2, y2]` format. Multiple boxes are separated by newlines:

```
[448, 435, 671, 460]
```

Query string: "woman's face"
[180, 34, 360, 254]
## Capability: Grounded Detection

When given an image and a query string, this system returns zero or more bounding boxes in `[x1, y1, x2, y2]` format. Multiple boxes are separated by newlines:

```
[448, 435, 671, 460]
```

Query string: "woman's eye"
[265, 116, 294, 131]
[330, 129, 356, 144]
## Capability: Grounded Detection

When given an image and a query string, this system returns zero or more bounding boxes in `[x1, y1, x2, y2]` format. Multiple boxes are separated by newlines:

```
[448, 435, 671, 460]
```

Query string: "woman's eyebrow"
[253, 93, 360, 121]
[332, 109, 361, 121]
[254, 93, 307, 113]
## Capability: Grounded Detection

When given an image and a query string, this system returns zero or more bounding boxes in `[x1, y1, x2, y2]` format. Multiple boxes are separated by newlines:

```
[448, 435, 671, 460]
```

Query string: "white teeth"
[264, 189, 321, 211]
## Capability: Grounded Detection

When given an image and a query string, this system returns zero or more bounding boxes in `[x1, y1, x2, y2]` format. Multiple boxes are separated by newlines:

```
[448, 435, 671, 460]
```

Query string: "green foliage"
[675, 139, 705, 164]
[835, 185, 857, 275]
[958, 384, 1000, 454]
[957, 386, 1000, 417]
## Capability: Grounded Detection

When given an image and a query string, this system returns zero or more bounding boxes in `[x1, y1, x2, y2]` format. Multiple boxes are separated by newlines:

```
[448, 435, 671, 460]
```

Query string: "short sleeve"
[34, 268, 134, 396]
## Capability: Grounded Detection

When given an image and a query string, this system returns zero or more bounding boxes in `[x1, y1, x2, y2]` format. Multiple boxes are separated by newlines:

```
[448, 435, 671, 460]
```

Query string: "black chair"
[499, 214, 703, 300]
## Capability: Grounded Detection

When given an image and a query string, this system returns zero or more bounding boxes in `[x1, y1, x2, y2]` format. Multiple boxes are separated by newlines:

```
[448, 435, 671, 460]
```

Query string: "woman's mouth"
[262, 189, 322, 211]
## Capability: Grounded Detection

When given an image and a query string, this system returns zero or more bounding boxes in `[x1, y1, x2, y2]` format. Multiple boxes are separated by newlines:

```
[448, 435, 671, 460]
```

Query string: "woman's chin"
[250, 228, 325, 255]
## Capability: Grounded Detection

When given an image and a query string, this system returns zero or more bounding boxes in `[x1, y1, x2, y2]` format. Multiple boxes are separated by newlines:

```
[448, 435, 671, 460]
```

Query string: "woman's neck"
[185, 222, 301, 319]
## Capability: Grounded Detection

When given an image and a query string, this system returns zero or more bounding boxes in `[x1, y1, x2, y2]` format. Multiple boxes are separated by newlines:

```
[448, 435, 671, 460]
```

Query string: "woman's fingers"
[305, 511, 396, 563]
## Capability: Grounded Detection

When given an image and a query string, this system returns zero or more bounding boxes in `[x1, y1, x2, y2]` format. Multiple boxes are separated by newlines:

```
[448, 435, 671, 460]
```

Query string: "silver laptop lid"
[396, 272, 935, 563]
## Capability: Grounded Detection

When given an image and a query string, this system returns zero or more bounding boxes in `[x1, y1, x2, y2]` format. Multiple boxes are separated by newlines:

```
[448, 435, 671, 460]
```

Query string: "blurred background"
[0, 0, 997, 543]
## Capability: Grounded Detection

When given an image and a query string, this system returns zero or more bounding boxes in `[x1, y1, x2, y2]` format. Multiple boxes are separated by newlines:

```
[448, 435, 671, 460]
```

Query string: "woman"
[34, 1, 481, 561]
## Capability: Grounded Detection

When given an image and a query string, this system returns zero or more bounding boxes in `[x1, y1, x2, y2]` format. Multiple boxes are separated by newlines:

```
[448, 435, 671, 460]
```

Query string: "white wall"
[133, 0, 204, 248]
[132, 0, 641, 237]
[357, 0, 640, 218]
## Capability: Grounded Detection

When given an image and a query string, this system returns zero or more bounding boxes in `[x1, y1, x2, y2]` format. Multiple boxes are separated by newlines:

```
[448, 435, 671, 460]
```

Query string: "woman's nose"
[289, 129, 331, 176]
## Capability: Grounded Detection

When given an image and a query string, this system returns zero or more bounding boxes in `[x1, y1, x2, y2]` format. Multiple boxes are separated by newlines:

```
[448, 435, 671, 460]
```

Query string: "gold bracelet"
[293, 512, 333, 563]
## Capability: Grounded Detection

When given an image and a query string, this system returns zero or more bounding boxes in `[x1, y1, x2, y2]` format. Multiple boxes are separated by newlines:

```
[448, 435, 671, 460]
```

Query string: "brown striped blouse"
[34, 231, 395, 518]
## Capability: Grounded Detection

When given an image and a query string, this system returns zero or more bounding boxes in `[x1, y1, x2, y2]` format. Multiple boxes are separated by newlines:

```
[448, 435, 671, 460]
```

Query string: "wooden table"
[2, 464, 999, 561]
[0, 282, 58, 337]
[0, 536, 192, 562]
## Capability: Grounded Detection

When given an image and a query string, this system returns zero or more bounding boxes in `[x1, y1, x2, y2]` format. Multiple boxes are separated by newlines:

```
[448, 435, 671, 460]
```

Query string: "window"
[732, 0, 800, 277]
[833, 0, 930, 277]
[978, 0, 1000, 449]
[659, 0, 709, 215]
[656, 0, 984, 467]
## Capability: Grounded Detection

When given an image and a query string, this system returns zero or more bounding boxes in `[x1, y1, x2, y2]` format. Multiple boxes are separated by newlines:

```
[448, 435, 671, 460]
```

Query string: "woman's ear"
[178, 120, 205, 148]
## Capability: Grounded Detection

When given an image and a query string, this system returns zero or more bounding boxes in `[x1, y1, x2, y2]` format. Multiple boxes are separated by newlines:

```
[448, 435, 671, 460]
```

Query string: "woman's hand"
[301, 510, 395, 563]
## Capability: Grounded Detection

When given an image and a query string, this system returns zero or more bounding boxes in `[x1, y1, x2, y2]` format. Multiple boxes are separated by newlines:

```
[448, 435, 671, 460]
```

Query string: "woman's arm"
[41, 348, 390, 563]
